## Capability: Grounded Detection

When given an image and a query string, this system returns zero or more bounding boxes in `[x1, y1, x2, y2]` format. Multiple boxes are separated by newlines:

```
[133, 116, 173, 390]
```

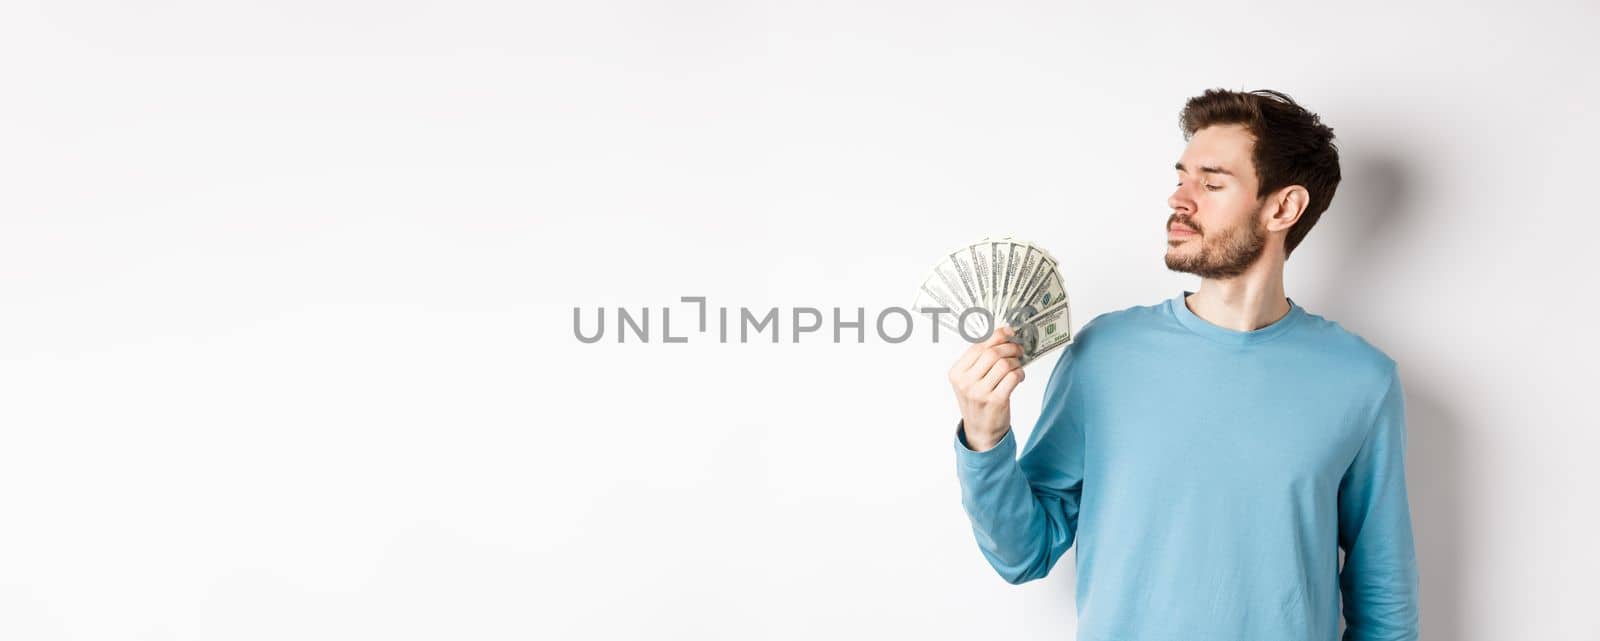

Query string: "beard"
[1164, 209, 1268, 279]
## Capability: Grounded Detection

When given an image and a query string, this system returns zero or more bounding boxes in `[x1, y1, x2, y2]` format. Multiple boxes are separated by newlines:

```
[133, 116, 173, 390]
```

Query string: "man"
[950, 89, 1420, 641]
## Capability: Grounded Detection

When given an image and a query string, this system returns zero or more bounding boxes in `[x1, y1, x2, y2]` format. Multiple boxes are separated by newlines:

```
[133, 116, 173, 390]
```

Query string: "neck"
[1184, 251, 1292, 332]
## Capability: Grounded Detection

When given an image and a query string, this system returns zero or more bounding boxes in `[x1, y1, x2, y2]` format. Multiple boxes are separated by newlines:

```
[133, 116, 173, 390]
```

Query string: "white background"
[2, 1, 1596, 639]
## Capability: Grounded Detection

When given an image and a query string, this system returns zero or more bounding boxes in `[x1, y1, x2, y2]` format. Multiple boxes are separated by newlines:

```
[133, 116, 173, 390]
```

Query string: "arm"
[952, 336, 1086, 585]
[1337, 366, 1421, 641]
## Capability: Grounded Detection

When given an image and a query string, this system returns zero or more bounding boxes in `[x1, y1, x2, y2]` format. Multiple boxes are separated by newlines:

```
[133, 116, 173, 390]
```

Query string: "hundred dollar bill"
[986, 238, 1004, 315]
[1004, 249, 1043, 319]
[1007, 298, 1072, 366]
[918, 263, 990, 338]
[946, 248, 982, 321]
[1024, 269, 1067, 312]
[914, 236, 1069, 345]
[911, 273, 965, 335]
[969, 241, 993, 316]
[1004, 243, 1038, 322]
[987, 241, 1009, 322]
[995, 240, 1017, 322]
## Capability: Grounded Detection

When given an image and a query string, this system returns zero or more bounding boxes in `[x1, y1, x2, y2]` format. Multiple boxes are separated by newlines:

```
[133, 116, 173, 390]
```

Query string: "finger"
[960, 325, 1017, 374]
[992, 368, 1026, 398]
[966, 348, 1002, 380]
[981, 324, 1013, 347]
[953, 338, 989, 372]
[988, 342, 1023, 359]
[955, 324, 1007, 369]
[979, 357, 1022, 392]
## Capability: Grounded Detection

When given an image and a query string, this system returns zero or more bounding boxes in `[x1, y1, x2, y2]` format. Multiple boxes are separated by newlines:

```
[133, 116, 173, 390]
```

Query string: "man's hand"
[948, 324, 1026, 452]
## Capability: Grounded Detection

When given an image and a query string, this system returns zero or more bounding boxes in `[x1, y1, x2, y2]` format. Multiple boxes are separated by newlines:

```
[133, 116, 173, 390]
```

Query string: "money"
[1006, 299, 1071, 365]
[912, 236, 1073, 365]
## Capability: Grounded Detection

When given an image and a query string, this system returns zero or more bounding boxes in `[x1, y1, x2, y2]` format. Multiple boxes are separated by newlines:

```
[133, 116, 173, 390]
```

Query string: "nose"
[1168, 182, 1195, 217]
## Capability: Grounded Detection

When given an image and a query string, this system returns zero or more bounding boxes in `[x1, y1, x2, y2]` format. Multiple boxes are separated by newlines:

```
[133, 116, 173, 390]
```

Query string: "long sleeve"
[1337, 367, 1421, 641]
[952, 334, 1087, 585]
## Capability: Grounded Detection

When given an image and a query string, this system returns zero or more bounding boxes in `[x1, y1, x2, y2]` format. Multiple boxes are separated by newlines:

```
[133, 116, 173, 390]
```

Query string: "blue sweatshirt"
[954, 290, 1420, 641]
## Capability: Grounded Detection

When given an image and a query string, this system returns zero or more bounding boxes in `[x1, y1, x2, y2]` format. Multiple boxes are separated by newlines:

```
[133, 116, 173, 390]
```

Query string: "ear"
[1264, 185, 1309, 233]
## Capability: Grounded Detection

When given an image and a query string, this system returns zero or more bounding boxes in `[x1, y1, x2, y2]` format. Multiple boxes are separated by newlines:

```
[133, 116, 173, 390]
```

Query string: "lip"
[1168, 226, 1197, 236]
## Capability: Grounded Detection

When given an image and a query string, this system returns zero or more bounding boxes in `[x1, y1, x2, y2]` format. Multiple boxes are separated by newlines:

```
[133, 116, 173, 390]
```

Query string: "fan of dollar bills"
[912, 236, 1072, 366]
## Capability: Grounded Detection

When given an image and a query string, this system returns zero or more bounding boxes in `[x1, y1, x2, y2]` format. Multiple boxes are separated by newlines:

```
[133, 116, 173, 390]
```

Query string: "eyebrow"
[1174, 162, 1234, 177]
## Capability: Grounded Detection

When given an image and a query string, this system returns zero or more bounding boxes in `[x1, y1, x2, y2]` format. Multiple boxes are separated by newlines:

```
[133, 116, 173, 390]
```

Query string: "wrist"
[959, 420, 1009, 453]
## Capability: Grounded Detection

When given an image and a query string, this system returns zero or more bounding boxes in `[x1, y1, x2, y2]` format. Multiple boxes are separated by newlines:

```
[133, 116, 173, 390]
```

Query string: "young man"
[950, 89, 1420, 641]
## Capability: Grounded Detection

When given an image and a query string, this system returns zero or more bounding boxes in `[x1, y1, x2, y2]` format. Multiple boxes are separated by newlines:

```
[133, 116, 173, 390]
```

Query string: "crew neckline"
[1168, 290, 1306, 346]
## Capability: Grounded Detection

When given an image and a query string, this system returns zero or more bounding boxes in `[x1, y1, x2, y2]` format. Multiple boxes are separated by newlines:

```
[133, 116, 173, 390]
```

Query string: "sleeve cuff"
[954, 419, 1016, 467]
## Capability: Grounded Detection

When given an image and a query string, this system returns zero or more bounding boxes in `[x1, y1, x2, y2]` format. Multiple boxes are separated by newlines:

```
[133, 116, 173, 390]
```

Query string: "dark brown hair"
[1178, 88, 1340, 258]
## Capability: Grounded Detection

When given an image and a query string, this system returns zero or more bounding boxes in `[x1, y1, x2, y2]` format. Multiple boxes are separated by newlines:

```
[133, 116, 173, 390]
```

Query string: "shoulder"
[1292, 309, 1404, 421]
[1048, 298, 1168, 372]
[1069, 298, 1171, 348]
[1294, 307, 1400, 383]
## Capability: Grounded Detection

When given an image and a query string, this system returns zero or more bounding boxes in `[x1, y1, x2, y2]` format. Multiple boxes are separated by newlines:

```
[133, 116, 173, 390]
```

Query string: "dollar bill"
[911, 273, 965, 334]
[1005, 244, 1039, 322]
[1026, 270, 1066, 312]
[914, 236, 1071, 361]
[946, 249, 982, 319]
[1006, 298, 1072, 366]
[969, 242, 993, 315]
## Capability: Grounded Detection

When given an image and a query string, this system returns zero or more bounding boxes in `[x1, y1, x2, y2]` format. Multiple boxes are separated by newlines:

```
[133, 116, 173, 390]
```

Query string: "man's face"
[1165, 123, 1270, 279]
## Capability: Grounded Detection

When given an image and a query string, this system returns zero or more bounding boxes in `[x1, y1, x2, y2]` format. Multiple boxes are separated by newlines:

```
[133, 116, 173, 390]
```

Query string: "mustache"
[1167, 214, 1200, 233]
